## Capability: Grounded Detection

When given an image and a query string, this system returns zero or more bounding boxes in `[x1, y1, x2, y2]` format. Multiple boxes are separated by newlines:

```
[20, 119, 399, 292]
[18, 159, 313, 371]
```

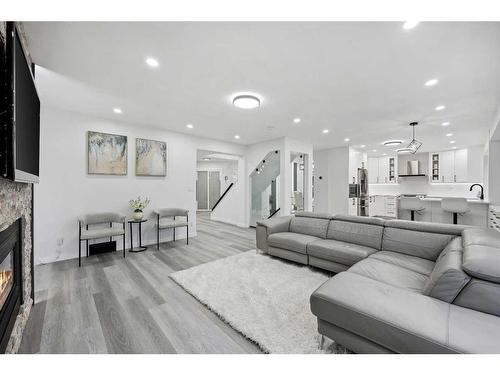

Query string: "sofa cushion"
[423, 237, 470, 303]
[267, 232, 319, 254]
[462, 228, 500, 283]
[289, 216, 330, 239]
[381, 226, 456, 261]
[308, 239, 377, 267]
[369, 251, 435, 276]
[348, 258, 429, 293]
[327, 216, 384, 250]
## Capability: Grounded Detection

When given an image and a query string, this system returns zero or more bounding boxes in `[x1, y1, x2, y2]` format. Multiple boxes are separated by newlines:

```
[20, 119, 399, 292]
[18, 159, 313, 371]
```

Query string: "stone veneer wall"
[0, 21, 34, 354]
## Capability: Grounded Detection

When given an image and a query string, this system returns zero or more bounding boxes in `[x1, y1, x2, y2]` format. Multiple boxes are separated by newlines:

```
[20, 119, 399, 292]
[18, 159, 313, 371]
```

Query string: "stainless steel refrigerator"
[348, 165, 369, 216]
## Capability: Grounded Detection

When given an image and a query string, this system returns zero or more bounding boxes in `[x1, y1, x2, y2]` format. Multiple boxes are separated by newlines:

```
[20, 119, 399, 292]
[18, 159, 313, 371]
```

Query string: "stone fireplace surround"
[0, 22, 34, 354]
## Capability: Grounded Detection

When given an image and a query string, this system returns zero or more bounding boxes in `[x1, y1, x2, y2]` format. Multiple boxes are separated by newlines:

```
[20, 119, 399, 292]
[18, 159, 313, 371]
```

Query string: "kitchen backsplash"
[369, 179, 482, 199]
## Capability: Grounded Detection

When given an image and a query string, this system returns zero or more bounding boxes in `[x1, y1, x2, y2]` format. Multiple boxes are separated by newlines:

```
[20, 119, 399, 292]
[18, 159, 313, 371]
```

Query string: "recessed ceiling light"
[234, 135, 240, 140]
[397, 148, 413, 154]
[322, 129, 329, 134]
[232, 93, 261, 109]
[435, 105, 446, 111]
[403, 21, 420, 30]
[293, 118, 301, 124]
[441, 121, 450, 126]
[344, 138, 350, 142]
[424, 78, 439, 87]
[372, 149, 377, 152]
[450, 140, 456, 144]
[452, 146, 457, 149]
[360, 145, 366, 148]
[383, 140, 403, 146]
[186, 124, 194, 129]
[146, 57, 159, 68]
[446, 133, 453, 137]
[113, 108, 122, 114]
[203, 158, 210, 161]
[382, 153, 387, 156]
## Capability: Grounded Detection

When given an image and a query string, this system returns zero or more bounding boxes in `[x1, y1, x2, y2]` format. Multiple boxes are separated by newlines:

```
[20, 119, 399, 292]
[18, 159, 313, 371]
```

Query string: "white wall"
[487, 141, 500, 205]
[34, 107, 246, 265]
[312, 146, 350, 215]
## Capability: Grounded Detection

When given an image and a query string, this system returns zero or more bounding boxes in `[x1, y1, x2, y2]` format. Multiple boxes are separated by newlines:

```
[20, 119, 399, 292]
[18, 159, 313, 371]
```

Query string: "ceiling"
[23, 22, 500, 155]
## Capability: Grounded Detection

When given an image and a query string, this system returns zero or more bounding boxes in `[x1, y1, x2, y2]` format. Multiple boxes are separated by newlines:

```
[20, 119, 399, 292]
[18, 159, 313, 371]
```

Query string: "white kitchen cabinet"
[440, 150, 455, 183]
[430, 148, 479, 183]
[368, 158, 379, 184]
[368, 156, 397, 184]
[369, 195, 398, 218]
[454, 148, 468, 182]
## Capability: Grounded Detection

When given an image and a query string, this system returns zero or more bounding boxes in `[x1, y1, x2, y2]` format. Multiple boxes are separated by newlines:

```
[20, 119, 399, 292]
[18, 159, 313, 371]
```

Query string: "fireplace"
[0, 219, 22, 353]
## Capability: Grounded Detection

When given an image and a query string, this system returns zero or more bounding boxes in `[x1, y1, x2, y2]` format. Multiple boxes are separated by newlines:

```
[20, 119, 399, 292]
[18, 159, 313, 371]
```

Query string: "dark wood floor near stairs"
[18, 213, 262, 354]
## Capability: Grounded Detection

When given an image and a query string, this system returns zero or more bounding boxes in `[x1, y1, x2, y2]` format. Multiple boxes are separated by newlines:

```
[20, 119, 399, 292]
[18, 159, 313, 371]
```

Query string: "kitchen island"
[396, 197, 489, 227]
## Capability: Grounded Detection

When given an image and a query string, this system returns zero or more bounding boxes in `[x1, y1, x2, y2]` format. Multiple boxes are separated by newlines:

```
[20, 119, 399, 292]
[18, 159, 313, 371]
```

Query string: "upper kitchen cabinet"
[429, 146, 483, 183]
[368, 156, 397, 184]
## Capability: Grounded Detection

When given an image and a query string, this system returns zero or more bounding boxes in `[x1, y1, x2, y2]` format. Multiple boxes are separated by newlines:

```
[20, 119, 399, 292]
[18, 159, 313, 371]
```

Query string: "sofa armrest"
[255, 216, 292, 252]
[256, 216, 292, 234]
[310, 272, 500, 353]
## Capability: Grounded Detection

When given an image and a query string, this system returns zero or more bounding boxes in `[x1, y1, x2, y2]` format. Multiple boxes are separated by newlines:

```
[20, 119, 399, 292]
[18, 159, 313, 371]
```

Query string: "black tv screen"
[1, 22, 40, 183]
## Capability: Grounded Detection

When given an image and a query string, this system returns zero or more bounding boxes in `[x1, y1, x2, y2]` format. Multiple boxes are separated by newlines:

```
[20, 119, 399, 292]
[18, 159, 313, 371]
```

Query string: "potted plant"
[129, 196, 150, 220]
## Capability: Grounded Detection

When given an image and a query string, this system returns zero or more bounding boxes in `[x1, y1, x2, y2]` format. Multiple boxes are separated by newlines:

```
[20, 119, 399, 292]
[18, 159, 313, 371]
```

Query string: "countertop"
[371, 194, 490, 205]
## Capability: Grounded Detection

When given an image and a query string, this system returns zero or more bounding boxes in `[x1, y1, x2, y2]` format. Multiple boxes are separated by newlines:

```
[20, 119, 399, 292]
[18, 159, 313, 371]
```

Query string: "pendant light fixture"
[398, 122, 422, 154]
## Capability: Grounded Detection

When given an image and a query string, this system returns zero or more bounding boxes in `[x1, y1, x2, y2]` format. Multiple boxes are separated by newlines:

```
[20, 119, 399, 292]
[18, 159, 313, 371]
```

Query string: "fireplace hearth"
[0, 219, 22, 353]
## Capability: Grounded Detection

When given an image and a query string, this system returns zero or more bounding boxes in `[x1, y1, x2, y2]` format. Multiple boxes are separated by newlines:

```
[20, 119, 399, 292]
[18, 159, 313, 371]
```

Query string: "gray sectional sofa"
[256, 211, 500, 354]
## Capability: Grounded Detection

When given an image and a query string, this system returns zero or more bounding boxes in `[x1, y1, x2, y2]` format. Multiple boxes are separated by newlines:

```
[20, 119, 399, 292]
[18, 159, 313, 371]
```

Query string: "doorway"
[196, 170, 221, 211]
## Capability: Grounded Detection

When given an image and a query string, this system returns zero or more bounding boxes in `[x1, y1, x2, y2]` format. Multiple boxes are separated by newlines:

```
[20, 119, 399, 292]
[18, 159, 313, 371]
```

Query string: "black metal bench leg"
[173, 227, 176, 242]
[410, 210, 415, 221]
[86, 240, 89, 257]
[186, 225, 189, 245]
[157, 215, 160, 250]
[453, 213, 458, 224]
[78, 240, 81, 267]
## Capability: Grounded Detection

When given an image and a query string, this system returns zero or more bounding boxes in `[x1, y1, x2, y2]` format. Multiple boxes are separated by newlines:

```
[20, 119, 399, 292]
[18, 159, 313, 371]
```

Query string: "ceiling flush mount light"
[450, 140, 456, 144]
[425, 78, 439, 87]
[396, 148, 413, 154]
[234, 135, 240, 140]
[232, 93, 261, 109]
[113, 108, 122, 114]
[146, 57, 159, 68]
[203, 158, 210, 161]
[344, 138, 350, 142]
[360, 145, 366, 148]
[435, 105, 446, 111]
[372, 149, 377, 152]
[322, 129, 329, 134]
[403, 21, 420, 30]
[293, 118, 301, 124]
[399, 121, 422, 154]
[441, 121, 450, 127]
[186, 124, 194, 129]
[446, 133, 453, 137]
[383, 140, 403, 147]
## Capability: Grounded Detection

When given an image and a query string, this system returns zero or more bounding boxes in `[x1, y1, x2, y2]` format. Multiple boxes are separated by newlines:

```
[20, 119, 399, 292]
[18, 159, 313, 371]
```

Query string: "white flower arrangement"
[129, 196, 150, 212]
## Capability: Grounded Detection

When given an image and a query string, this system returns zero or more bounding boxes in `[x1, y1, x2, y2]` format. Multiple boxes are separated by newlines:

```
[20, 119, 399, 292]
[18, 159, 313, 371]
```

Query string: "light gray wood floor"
[19, 213, 262, 354]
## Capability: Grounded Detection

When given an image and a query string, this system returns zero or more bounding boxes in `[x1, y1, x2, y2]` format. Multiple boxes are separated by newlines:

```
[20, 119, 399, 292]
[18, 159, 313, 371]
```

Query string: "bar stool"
[400, 197, 425, 221]
[441, 198, 469, 224]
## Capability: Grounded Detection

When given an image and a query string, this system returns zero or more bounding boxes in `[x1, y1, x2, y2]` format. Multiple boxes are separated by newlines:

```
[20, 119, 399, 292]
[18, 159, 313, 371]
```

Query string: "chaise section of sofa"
[310, 220, 500, 353]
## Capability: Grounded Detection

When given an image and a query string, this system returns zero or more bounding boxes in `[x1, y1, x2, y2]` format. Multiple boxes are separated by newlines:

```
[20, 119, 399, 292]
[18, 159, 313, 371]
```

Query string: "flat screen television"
[1, 22, 40, 183]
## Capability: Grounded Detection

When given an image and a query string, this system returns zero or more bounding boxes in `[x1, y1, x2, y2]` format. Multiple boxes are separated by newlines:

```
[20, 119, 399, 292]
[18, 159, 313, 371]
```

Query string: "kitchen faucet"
[470, 183, 484, 200]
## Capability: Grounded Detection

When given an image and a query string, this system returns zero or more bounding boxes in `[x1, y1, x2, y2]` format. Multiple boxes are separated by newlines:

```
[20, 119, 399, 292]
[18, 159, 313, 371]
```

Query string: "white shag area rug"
[169, 251, 347, 354]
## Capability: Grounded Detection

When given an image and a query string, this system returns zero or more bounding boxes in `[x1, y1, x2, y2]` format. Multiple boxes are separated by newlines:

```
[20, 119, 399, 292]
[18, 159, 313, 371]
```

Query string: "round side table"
[128, 219, 148, 252]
